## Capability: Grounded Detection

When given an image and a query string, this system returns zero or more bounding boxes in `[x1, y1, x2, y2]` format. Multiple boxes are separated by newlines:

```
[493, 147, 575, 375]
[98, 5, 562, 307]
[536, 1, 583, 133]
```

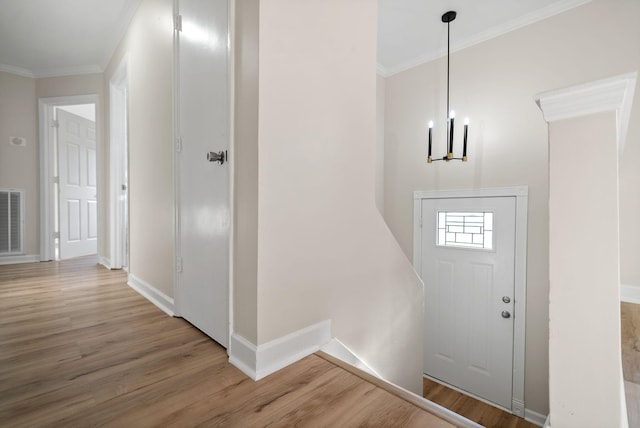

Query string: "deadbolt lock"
[502, 296, 511, 304]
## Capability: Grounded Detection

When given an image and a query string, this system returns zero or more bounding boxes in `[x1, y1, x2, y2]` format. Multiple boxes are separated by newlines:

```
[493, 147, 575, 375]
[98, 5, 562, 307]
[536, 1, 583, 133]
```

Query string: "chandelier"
[428, 10, 469, 163]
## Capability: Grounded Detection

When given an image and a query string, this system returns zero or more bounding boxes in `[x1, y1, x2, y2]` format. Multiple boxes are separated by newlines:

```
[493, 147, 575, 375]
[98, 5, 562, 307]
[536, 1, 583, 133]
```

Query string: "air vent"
[0, 189, 23, 255]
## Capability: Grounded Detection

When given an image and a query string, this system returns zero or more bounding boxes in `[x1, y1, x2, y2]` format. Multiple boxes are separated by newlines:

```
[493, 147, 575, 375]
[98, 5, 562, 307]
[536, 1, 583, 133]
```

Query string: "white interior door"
[57, 109, 97, 259]
[420, 196, 516, 409]
[176, 0, 229, 347]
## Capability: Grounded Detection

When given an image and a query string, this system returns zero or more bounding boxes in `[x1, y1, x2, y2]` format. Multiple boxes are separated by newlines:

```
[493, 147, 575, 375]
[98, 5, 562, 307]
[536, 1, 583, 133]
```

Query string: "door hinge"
[54, 231, 60, 239]
[175, 137, 182, 153]
[174, 14, 182, 32]
[51, 119, 59, 128]
[176, 257, 183, 273]
[53, 176, 59, 184]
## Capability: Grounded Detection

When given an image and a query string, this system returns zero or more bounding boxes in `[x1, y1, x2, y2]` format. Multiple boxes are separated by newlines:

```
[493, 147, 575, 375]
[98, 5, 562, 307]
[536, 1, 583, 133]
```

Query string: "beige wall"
[104, 0, 174, 296]
[376, 75, 385, 215]
[233, 0, 259, 344]
[0, 71, 105, 259]
[382, 0, 640, 414]
[255, 0, 424, 393]
[0, 72, 38, 256]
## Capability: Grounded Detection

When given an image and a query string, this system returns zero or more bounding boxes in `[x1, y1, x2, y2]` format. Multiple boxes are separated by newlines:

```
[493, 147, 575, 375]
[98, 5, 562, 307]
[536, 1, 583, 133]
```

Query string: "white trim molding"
[39, 95, 101, 262]
[525, 408, 548, 427]
[128, 274, 175, 317]
[99, 256, 112, 270]
[229, 320, 331, 381]
[413, 186, 528, 417]
[0, 254, 40, 265]
[535, 72, 637, 158]
[621, 284, 640, 304]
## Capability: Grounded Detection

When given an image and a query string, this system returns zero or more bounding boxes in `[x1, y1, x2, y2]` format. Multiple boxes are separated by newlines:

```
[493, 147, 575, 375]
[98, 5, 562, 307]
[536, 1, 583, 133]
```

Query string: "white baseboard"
[621, 284, 640, 304]
[229, 320, 331, 381]
[543, 414, 551, 428]
[0, 254, 40, 265]
[127, 274, 175, 316]
[525, 408, 548, 427]
[99, 256, 112, 270]
[320, 338, 381, 378]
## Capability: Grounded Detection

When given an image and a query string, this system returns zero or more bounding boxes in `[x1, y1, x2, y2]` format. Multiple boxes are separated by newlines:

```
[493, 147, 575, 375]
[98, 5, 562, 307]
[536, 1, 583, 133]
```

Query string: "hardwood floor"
[0, 257, 454, 427]
[423, 378, 539, 428]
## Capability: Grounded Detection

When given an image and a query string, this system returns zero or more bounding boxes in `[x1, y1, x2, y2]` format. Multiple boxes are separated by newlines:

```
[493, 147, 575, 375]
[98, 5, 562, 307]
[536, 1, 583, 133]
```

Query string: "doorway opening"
[39, 95, 100, 262]
[413, 186, 528, 417]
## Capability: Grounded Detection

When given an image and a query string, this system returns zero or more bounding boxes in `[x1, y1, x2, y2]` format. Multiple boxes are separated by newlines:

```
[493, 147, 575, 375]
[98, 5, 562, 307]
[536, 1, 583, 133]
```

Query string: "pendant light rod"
[444, 11, 455, 121]
[427, 10, 468, 164]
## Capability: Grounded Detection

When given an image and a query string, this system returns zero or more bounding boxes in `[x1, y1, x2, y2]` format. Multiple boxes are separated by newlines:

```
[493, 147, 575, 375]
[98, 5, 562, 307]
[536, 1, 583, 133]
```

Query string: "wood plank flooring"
[423, 379, 539, 428]
[0, 257, 454, 427]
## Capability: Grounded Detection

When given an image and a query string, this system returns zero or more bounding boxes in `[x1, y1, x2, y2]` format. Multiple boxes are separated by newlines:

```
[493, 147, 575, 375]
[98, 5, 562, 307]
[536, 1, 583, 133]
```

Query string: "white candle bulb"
[428, 120, 434, 129]
[449, 110, 456, 119]
[464, 117, 469, 125]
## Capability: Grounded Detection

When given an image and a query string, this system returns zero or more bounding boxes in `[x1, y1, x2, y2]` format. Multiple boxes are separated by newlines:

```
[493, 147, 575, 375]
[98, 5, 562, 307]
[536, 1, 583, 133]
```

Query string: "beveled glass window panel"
[437, 211, 494, 250]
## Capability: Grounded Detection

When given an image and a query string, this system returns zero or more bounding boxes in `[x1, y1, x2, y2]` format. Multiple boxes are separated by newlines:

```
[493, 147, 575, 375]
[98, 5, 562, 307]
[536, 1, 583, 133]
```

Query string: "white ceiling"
[0, 0, 141, 78]
[0, 0, 589, 79]
[378, 0, 591, 75]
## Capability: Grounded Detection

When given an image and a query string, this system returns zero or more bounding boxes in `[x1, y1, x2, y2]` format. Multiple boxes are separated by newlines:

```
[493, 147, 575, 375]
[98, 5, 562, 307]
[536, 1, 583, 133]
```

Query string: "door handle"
[501, 311, 511, 319]
[207, 151, 226, 165]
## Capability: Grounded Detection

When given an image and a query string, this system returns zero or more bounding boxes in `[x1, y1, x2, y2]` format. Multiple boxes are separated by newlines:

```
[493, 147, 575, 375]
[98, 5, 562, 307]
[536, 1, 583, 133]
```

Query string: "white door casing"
[57, 109, 98, 259]
[414, 187, 528, 416]
[39, 95, 100, 262]
[174, 0, 230, 347]
[421, 196, 515, 409]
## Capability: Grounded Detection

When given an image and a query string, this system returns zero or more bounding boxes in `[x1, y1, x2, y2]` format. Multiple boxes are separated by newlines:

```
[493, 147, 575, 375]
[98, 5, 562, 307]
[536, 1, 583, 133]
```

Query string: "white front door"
[419, 196, 516, 409]
[176, 0, 230, 347]
[57, 109, 97, 259]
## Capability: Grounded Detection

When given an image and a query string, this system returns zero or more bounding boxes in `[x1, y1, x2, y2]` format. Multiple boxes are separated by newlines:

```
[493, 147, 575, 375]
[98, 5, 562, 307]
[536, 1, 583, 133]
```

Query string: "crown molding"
[382, 0, 592, 77]
[32, 64, 104, 79]
[535, 72, 637, 158]
[0, 64, 35, 78]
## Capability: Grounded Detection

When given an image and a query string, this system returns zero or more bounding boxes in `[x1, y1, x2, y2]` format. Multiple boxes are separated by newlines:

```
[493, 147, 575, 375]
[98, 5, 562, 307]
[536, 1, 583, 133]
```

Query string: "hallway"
[0, 258, 453, 427]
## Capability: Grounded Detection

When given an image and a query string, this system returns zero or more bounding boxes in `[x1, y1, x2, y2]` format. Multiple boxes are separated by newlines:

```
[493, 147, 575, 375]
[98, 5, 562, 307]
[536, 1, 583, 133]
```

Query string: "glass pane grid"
[437, 211, 493, 250]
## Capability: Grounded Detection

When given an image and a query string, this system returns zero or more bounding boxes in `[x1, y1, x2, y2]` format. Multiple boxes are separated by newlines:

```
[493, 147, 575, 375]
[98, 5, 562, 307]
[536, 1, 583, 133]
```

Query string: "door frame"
[39, 94, 100, 262]
[413, 186, 528, 417]
[109, 56, 129, 270]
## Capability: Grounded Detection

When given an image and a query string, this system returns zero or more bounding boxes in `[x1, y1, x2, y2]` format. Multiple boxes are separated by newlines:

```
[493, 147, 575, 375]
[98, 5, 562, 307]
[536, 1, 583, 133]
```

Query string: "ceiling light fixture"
[428, 10, 469, 163]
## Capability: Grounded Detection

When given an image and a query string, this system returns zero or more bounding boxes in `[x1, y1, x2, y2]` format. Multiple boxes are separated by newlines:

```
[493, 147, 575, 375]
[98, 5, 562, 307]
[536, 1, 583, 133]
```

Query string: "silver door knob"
[207, 151, 226, 165]
[501, 311, 511, 319]
[502, 296, 511, 304]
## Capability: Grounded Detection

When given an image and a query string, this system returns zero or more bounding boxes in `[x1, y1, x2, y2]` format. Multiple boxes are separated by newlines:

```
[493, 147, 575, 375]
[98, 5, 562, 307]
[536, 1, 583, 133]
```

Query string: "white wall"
[104, 0, 174, 297]
[254, 0, 424, 393]
[382, 0, 640, 414]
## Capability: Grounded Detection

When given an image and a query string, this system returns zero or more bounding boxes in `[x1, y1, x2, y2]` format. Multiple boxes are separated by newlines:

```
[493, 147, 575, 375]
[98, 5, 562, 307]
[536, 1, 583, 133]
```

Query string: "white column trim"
[535, 72, 637, 157]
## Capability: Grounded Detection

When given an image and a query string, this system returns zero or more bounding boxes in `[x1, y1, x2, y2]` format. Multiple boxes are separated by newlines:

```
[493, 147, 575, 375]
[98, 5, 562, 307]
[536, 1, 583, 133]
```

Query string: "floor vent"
[0, 189, 23, 255]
